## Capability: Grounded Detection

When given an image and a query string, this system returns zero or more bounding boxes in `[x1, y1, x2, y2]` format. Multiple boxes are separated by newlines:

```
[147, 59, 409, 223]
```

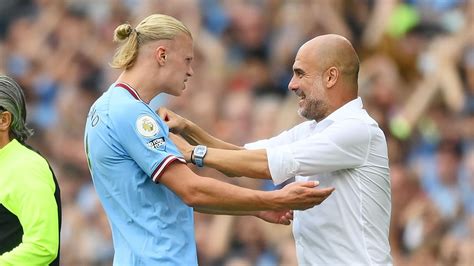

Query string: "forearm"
[183, 120, 242, 150]
[204, 148, 271, 179]
[186, 176, 279, 211]
[195, 207, 258, 216]
[161, 164, 280, 211]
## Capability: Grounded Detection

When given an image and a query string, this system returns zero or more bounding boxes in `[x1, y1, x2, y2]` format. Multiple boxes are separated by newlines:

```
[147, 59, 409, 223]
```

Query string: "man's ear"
[325, 66, 339, 88]
[0, 111, 12, 132]
[155, 46, 167, 66]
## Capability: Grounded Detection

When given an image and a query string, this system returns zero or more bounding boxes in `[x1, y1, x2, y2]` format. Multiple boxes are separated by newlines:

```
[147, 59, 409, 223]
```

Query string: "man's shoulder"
[355, 109, 379, 126]
[332, 109, 381, 132]
[108, 96, 154, 124]
[290, 120, 316, 132]
[7, 142, 48, 167]
[335, 117, 385, 137]
[1, 142, 52, 186]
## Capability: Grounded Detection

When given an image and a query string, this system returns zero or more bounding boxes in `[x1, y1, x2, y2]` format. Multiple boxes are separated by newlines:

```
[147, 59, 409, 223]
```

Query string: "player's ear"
[0, 110, 12, 132]
[155, 46, 167, 66]
[325, 66, 338, 89]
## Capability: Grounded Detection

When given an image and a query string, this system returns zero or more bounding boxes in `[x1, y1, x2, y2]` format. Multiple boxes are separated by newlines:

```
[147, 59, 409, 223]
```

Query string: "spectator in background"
[0, 75, 61, 265]
[421, 138, 464, 219]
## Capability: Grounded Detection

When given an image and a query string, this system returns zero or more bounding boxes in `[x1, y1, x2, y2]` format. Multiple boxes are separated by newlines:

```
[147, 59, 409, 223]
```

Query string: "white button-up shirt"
[245, 97, 392, 265]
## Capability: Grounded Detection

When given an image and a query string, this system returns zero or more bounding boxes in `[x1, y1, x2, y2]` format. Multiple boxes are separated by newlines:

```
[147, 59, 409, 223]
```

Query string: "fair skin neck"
[0, 111, 12, 149]
[325, 76, 358, 115]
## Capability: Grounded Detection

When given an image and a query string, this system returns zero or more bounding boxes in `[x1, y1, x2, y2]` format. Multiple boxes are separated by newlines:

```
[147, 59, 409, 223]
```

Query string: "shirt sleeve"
[0, 164, 59, 265]
[244, 121, 312, 150]
[110, 102, 185, 183]
[266, 119, 371, 185]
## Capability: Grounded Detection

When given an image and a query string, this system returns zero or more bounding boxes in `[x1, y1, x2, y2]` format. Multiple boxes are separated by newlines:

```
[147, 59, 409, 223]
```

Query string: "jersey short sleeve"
[109, 101, 185, 183]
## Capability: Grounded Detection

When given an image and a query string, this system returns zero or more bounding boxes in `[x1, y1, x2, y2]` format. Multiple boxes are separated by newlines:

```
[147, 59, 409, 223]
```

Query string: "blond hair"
[110, 14, 192, 69]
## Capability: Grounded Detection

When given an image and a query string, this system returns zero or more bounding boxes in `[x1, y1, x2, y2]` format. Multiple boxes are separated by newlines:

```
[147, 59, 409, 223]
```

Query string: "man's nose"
[288, 77, 298, 91]
[187, 66, 194, 77]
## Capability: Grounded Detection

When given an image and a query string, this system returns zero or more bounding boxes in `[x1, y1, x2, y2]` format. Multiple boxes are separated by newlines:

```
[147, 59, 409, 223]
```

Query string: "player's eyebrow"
[293, 67, 305, 75]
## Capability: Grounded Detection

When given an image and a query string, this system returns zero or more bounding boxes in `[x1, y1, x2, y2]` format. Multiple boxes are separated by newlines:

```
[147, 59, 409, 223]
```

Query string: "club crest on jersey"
[136, 115, 159, 137]
[147, 137, 166, 150]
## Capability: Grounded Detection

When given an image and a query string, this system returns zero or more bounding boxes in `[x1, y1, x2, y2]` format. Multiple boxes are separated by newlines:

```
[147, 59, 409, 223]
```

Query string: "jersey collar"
[115, 82, 143, 101]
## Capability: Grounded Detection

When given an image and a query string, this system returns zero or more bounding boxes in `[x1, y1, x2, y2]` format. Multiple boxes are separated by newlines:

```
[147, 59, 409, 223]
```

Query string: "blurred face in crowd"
[159, 33, 194, 96]
[288, 43, 329, 122]
[436, 144, 461, 185]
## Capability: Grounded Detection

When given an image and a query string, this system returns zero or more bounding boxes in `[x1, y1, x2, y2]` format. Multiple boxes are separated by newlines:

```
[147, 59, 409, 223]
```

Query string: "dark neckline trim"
[115, 82, 142, 101]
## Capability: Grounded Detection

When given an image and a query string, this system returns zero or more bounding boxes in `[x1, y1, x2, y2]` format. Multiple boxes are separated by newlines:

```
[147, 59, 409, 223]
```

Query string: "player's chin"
[170, 87, 185, 97]
[178, 83, 187, 94]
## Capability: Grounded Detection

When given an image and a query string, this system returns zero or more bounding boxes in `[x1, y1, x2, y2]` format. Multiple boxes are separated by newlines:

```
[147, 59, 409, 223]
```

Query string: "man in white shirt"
[160, 34, 392, 265]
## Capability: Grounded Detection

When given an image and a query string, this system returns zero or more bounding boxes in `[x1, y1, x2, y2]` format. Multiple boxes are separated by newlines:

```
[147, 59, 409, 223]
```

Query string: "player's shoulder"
[6, 141, 44, 165]
[298, 120, 316, 128]
[108, 92, 153, 121]
[288, 120, 317, 135]
[2, 141, 53, 185]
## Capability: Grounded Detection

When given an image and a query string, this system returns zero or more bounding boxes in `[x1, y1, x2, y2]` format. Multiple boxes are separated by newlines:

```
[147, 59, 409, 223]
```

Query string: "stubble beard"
[297, 98, 328, 121]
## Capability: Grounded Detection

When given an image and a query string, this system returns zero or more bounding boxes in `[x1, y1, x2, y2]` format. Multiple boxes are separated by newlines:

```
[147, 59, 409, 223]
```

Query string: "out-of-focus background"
[1, 0, 473, 265]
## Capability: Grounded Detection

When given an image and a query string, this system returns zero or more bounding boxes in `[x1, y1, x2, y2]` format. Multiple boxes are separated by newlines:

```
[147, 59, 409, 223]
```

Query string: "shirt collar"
[115, 82, 143, 101]
[324, 97, 363, 122]
[310, 97, 363, 129]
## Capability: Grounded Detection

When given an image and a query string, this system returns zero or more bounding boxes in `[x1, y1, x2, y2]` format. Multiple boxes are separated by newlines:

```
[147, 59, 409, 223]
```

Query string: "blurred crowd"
[0, 0, 473, 265]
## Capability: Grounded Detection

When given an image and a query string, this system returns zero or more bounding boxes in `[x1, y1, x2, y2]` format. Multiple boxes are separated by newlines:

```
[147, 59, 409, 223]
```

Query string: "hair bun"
[114, 23, 134, 42]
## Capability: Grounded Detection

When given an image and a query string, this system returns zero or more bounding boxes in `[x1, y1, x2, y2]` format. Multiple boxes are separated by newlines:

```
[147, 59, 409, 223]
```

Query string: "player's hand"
[169, 133, 193, 163]
[274, 181, 335, 210]
[256, 210, 294, 225]
[157, 107, 187, 134]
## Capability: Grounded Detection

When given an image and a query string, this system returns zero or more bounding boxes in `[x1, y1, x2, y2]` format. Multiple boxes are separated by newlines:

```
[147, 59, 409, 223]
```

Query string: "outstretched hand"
[157, 107, 187, 134]
[276, 181, 335, 210]
[257, 210, 294, 225]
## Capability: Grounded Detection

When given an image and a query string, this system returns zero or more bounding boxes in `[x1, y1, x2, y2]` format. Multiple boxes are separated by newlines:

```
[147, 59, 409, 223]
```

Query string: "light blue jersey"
[84, 83, 197, 266]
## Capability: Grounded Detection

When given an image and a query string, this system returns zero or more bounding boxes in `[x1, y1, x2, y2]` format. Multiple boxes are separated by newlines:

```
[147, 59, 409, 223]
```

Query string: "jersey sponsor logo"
[147, 137, 166, 150]
[136, 115, 159, 137]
